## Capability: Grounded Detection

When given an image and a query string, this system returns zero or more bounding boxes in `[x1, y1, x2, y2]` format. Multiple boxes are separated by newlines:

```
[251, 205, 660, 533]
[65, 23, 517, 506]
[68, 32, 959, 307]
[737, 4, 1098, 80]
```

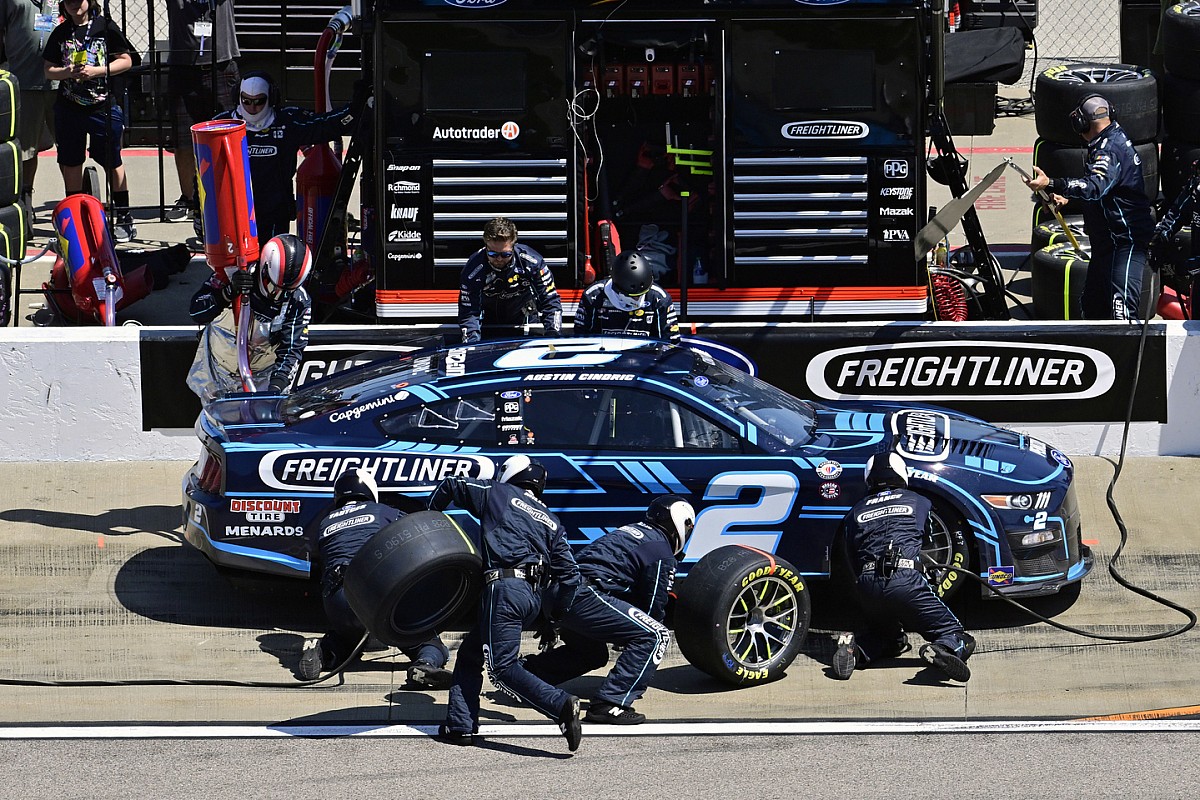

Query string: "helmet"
[645, 494, 696, 556]
[498, 454, 547, 496]
[257, 233, 313, 300]
[1068, 94, 1112, 136]
[610, 250, 653, 298]
[864, 452, 909, 490]
[332, 468, 379, 506]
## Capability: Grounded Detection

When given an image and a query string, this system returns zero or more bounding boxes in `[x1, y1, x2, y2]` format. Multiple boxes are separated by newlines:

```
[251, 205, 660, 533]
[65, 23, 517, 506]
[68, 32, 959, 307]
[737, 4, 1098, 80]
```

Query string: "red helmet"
[257, 234, 312, 299]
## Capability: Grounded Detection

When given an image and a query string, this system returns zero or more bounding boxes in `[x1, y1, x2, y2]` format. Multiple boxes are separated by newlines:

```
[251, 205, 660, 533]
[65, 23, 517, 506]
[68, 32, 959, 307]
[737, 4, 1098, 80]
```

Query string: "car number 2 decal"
[685, 471, 799, 561]
[492, 338, 646, 370]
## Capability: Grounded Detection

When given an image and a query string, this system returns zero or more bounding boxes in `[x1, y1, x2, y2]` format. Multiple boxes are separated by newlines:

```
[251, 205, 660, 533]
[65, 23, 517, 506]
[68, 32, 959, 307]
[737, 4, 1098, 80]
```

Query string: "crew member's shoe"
[584, 699, 646, 725]
[832, 632, 857, 679]
[408, 660, 454, 689]
[920, 643, 971, 682]
[435, 724, 474, 746]
[192, 213, 204, 241]
[883, 633, 912, 659]
[298, 637, 327, 680]
[167, 195, 192, 221]
[558, 695, 582, 752]
[113, 211, 136, 243]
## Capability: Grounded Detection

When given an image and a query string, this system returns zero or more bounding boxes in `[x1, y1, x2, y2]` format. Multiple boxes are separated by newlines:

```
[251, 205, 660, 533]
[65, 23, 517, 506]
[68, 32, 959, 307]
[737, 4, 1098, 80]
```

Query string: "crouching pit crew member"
[523, 495, 694, 724]
[573, 250, 680, 343]
[299, 469, 452, 687]
[458, 216, 562, 344]
[833, 452, 976, 683]
[1150, 157, 1200, 311]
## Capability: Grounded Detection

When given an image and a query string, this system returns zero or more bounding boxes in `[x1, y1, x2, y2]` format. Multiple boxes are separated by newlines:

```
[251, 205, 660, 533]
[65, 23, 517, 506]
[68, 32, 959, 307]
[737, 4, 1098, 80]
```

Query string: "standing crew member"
[2, 0, 59, 230]
[833, 452, 976, 682]
[299, 468, 452, 687]
[428, 455, 583, 752]
[458, 217, 562, 344]
[523, 495, 693, 724]
[1150, 158, 1200, 312]
[1023, 94, 1154, 320]
[573, 250, 680, 343]
[186, 233, 312, 401]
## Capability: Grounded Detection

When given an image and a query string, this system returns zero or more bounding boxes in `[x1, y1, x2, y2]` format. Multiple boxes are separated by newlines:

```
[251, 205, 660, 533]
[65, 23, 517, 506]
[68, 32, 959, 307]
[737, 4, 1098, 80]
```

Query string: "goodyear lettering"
[734, 666, 769, 681]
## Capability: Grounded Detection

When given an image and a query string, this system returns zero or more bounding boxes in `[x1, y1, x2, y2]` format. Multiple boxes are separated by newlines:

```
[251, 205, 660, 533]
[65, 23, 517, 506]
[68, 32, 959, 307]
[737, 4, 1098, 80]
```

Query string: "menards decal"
[257, 451, 496, 492]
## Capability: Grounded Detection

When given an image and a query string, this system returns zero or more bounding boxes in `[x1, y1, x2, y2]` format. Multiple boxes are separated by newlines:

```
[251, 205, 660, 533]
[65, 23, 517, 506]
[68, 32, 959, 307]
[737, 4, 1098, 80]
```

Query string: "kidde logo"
[781, 120, 868, 139]
[805, 341, 1116, 401]
[433, 122, 520, 140]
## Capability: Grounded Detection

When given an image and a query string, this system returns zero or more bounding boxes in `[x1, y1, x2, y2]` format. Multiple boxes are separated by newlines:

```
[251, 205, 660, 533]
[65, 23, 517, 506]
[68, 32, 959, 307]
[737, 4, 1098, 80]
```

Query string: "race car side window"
[378, 394, 496, 445]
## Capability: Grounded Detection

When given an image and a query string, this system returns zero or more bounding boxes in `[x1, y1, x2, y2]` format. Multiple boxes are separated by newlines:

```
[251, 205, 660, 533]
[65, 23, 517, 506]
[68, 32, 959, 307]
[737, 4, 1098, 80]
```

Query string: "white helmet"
[257, 233, 313, 300]
[645, 495, 696, 555]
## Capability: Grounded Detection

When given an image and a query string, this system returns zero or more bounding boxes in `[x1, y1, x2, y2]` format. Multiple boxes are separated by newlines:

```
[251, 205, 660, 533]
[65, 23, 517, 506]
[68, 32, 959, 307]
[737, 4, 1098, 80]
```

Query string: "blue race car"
[182, 336, 1092, 600]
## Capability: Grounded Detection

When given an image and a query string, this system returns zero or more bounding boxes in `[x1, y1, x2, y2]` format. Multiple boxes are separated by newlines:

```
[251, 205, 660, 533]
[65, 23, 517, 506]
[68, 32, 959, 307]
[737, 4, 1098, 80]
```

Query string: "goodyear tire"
[1162, 2, 1200, 82]
[0, 201, 27, 264]
[673, 545, 810, 687]
[925, 499, 972, 601]
[0, 71, 17, 145]
[1031, 243, 1157, 320]
[1034, 63, 1158, 144]
[83, 166, 101, 201]
[0, 140, 20, 207]
[1031, 217, 1088, 253]
[342, 510, 482, 649]
[1034, 138, 1158, 206]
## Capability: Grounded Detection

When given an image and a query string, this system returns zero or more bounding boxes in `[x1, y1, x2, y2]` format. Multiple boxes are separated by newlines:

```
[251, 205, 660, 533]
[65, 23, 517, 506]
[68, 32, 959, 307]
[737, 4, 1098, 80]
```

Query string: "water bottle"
[692, 256, 708, 286]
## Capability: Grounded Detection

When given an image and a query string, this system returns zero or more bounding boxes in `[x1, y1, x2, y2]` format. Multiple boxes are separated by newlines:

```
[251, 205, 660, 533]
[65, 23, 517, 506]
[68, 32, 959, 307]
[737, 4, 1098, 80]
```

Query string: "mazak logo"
[388, 230, 421, 243]
[781, 120, 868, 139]
[390, 207, 418, 220]
[258, 451, 494, 491]
[881, 207, 914, 216]
[805, 341, 1116, 401]
[387, 181, 420, 193]
[883, 159, 909, 179]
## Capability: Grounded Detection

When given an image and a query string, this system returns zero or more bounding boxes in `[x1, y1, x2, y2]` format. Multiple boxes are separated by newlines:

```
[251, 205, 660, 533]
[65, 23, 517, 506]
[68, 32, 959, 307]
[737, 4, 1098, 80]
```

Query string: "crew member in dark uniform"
[458, 216, 562, 343]
[1024, 94, 1155, 320]
[1151, 158, 1200, 313]
[833, 452, 976, 682]
[299, 469, 452, 687]
[428, 455, 582, 751]
[523, 495, 693, 724]
[573, 250, 680, 343]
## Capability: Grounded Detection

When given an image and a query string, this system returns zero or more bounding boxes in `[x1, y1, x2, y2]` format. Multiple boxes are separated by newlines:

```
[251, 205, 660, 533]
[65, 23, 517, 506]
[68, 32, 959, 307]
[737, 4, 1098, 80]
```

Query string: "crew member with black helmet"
[428, 455, 583, 752]
[1150, 158, 1200, 313]
[186, 233, 313, 402]
[299, 468, 452, 688]
[458, 216, 562, 344]
[832, 451, 976, 682]
[523, 495, 694, 724]
[574, 250, 680, 343]
[1023, 93, 1155, 320]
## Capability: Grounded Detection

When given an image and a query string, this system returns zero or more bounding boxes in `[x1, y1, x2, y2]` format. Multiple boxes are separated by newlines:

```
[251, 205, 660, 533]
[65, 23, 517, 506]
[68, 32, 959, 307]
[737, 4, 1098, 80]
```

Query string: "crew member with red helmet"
[574, 250, 679, 343]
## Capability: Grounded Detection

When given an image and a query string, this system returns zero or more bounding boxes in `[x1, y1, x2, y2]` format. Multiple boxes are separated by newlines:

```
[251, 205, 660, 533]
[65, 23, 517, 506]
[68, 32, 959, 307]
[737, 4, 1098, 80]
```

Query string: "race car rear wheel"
[923, 499, 972, 601]
[343, 510, 483, 648]
[673, 545, 810, 687]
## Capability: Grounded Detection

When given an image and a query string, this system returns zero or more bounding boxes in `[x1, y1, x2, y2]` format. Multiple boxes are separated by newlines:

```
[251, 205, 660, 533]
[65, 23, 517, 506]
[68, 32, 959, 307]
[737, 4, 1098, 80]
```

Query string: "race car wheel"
[1034, 63, 1159, 145]
[673, 545, 810, 687]
[343, 510, 483, 649]
[923, 499, 972, 601]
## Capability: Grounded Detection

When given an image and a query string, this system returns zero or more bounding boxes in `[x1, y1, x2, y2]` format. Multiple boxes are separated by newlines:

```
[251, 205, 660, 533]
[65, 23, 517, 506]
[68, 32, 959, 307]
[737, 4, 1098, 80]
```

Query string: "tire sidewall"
[1034, 63, 1159, 144]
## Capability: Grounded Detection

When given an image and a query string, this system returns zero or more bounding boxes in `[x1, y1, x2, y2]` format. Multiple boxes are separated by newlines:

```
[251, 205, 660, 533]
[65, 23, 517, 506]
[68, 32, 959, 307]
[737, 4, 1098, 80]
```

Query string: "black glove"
[222, 268, 255, 302]
[1148, 232, 1168, 271]
[534, 617, 559, 652]
[266, 377, 288, 395]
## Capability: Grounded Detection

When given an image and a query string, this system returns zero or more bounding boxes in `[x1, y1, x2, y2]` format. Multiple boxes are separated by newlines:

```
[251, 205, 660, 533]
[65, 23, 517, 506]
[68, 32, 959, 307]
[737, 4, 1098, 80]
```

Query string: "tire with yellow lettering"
[924, 499, 972, 601]
[673, 545, 810, 687]
[343, 510, 483, 648]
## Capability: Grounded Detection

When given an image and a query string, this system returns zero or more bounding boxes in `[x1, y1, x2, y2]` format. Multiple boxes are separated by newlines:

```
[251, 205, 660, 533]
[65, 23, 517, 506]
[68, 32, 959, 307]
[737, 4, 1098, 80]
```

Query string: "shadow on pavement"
[0, 504, 183, 542]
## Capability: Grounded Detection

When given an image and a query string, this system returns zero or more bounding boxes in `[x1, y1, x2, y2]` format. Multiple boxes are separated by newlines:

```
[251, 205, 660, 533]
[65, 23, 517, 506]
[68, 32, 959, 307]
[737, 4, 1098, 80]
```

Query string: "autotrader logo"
[805, 341, 1115, 401]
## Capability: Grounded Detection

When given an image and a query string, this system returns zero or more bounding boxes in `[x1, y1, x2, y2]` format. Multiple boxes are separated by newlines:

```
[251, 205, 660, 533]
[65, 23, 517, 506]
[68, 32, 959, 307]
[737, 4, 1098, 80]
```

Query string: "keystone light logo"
[805, 341, 1115, 401]
[781, 120, 868, 139]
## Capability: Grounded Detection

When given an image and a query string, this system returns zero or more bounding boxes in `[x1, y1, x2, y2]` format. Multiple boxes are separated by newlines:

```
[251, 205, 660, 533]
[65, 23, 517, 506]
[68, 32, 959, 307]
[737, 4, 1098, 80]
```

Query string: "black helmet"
[610, 250, 653, 297]
[498, 454, 548, 497]
[864, 452, 908, 491]
[1068, 93, 1112, 136]
[645, 494, 696, 556]
[332, 468, 379, 506]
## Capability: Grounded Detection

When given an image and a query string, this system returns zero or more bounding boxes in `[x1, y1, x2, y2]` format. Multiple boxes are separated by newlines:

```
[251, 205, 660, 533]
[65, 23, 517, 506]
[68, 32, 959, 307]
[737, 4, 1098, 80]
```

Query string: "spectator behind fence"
[1, 0, 58, 232]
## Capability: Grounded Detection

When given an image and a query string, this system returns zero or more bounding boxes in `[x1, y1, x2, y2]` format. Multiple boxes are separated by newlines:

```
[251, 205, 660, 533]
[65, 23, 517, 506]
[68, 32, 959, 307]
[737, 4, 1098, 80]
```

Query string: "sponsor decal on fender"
[231, 499, 301, 514]
[329, 390, 410, 423]
[893, 410, 950, 462]
[988, 565, 1016, 586]
[805, 341, 1116, 401]
[816, 460, 842, 480]
[223, 526, 303, 537]
[258, 451, 495, 491]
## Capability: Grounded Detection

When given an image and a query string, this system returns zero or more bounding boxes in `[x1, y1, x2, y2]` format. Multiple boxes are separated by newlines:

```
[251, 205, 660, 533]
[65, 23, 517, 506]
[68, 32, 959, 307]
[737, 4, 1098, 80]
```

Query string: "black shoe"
[166, 195, 192, 221]
[435, 724, 474, 746]
[832, 632, 857, 680]
[192, 213, 204, 240]
[883, 633, 912, 660]
[408, 660, 453, 689]
[920, 643, 971, 682]
[113, 212, 136, 243]
[558, 695, 582, 752]
[584, 700, 646, 725]
[298, 637, 326, 680]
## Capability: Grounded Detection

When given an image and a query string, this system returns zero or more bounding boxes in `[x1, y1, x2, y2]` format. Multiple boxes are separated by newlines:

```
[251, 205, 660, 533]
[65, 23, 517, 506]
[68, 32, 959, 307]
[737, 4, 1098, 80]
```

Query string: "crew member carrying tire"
[833, 452, 976, 683]
[299, 469, 452, 688]
[1151, 157, 1200, 312]
[523, 495, 694, 725]
[573, 250, 680, 343]
[458, 217, 562, 344]
[428, 455, 583, 752]
[1023, 94, 1155, 320]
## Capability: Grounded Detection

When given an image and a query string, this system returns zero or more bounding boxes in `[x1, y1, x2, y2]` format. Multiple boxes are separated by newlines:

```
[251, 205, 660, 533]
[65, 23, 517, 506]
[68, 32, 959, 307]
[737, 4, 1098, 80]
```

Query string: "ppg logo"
[883, 160, 909, 179]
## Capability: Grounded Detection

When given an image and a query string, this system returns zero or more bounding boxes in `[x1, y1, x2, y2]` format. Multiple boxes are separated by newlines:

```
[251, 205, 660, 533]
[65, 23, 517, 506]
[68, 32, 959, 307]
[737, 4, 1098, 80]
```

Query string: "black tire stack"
[1029, 63, 1159, 319]
[1160, 1, 1200, 289]
[0, 69, 23, 326]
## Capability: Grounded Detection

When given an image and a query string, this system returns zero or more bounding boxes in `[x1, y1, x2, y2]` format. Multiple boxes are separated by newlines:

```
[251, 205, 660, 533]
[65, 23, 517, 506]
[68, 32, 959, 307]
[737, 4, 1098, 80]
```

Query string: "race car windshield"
[282, 353, 434, 422]
[690, 358, 817, 449]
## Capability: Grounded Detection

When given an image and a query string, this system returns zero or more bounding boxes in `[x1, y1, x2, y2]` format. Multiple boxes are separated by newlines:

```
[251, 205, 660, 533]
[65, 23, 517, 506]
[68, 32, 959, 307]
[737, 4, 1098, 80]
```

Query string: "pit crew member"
[573, 250, 680, 343]
[832, 452, 977, 682]
[1150, 157, 1200, 313]
[458, 216, 562, 344]
[523, 495, 693, 724]
[428, 455, 583, 752]
[299, 468, 452, 687]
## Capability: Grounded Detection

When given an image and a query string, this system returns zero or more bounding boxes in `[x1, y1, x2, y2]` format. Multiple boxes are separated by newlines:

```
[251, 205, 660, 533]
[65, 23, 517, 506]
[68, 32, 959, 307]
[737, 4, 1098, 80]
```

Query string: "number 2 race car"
[182, 336, 1092, 685]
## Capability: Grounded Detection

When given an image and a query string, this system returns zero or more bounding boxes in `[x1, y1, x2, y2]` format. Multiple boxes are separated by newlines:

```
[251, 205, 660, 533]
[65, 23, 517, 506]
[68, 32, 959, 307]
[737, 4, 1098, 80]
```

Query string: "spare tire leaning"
[0, 71, 17, 145]
[1034, 63, 1158, 144]
[673, 545, 810, 687]
[343, 510, 482, 649]
[1031, 242, 1159, 320]
[1162, 1, 1200, 82]
[1031, 217, 1088, 253]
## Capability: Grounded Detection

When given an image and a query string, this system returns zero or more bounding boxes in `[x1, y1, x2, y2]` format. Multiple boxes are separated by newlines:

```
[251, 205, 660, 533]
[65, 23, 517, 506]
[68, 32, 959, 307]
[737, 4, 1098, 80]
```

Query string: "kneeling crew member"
[300, 468, 452, 688]
[573, 250, 680, 343]
[524, 495, 694, 724]
[1150, 157, 1200, 312]
[833, 452, 976, 682]
[428, 455, 583, 752]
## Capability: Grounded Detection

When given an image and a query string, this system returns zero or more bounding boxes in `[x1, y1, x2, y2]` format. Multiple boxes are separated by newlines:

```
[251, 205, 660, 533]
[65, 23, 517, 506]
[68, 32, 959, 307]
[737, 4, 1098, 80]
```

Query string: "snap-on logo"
[781, 120, 868, 139]
[805, 341, 1115, 401]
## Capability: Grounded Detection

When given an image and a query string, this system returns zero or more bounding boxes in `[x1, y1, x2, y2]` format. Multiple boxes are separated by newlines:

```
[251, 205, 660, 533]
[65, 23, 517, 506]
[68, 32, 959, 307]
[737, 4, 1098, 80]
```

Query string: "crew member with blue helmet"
[523, 495, 693, 724]
[1024, 94, 1155, 320]
[832, 452, 976, 683]
[428, 455, 583, 752]
[298, 468, 452, 688]
[458, 217, 562, 344]
[573, 250, 680, 344]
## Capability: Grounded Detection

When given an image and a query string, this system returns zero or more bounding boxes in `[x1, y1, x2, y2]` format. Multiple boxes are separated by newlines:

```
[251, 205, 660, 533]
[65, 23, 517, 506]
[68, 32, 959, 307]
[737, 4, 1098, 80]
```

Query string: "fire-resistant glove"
[222, 268, 256, 302]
